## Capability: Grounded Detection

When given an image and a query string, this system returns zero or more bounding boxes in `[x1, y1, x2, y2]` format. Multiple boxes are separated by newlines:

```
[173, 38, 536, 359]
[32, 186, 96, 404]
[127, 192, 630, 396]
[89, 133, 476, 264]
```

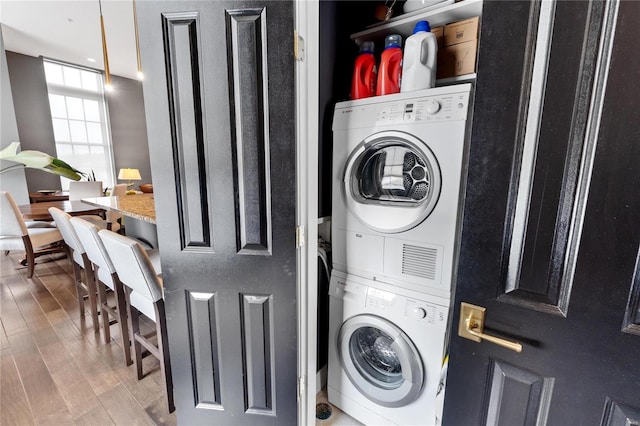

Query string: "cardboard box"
[436, 39, 478, 79]
[444, 16, 479, 46]
[431, 26, 444, 48]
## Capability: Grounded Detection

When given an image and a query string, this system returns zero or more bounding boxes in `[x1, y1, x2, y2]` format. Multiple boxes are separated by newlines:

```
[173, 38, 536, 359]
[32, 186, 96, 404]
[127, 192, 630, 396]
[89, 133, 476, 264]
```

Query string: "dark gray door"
[137, 1, 297, 424]
[444, 1, 640, 425]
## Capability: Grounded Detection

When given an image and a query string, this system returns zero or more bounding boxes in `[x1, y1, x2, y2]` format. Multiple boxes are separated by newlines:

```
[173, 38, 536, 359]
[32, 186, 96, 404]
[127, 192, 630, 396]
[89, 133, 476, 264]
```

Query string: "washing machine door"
[343, 130, 442, 233]
[338, 314, 424, 407]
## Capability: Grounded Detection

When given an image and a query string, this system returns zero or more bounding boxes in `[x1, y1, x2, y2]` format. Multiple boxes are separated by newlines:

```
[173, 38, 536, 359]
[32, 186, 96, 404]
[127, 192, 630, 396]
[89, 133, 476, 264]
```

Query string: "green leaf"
[44, 164, 82, 180]
[0, 142, 82, 180]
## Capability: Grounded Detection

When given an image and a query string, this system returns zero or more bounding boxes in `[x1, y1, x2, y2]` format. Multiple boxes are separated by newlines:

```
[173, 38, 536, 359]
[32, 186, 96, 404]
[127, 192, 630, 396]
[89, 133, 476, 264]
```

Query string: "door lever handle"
[458, 302, 523, 353]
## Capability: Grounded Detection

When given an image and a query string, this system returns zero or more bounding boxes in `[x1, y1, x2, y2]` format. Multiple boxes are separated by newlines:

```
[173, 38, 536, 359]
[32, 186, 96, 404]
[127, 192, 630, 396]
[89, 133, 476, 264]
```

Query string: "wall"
[316, 1, 379, 374]
[318, 1, 379, 218]
[107, 75, 152, 185]
[5, 51, 153, 192]
[0, 33, 29, 204]
[5, 51, 60, 192]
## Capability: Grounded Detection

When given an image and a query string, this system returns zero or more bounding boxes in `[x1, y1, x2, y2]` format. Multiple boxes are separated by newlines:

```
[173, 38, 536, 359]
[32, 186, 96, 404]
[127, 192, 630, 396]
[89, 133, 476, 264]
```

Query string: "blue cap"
[384, 34, 402, 49]
[360, 41, 375, 53]
[414, 21, 431, 33]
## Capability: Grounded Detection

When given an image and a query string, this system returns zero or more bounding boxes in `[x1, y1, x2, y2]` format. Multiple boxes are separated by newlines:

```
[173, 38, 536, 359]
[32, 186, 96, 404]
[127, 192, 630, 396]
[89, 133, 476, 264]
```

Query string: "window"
[43, 60, 115, 190]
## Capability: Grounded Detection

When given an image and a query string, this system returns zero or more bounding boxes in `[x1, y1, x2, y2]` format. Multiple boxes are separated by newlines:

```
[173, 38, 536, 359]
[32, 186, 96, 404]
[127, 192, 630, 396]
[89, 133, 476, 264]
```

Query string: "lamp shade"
[118, 168, 141, 181]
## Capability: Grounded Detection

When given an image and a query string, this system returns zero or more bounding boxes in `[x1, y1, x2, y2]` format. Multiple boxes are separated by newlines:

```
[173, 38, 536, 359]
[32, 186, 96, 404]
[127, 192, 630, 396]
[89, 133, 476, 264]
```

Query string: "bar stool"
[70, 217, 132, 365]
[49, 207, 100, 331]
[98, 229, 174, 413]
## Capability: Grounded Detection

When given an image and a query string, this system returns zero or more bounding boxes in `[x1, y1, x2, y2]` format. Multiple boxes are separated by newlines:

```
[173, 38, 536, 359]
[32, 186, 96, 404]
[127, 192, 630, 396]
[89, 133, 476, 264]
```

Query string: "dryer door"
[343, 130, 442, 233]
[338, 314, 424, 407]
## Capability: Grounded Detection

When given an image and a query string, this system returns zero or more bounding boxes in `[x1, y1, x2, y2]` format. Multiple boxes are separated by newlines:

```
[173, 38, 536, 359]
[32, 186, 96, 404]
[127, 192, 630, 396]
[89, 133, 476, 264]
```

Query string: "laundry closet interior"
[315, 1, 482, 424]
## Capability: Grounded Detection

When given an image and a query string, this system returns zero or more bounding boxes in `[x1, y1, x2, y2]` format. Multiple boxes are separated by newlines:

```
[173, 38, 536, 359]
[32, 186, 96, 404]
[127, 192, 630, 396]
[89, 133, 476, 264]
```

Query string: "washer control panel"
[366, 287, 397, 310]
[404, 299, 447, 324]
[365, 287, 448, 325]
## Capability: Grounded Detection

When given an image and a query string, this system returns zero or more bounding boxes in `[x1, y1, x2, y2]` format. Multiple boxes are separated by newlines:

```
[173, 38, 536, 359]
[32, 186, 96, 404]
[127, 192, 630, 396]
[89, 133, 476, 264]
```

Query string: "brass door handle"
[458, 302, 523, 353]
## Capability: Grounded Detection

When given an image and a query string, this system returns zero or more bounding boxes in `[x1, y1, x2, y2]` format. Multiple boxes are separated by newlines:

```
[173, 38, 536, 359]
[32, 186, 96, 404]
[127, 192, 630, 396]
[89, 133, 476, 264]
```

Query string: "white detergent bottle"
[401, 20, 437, 92]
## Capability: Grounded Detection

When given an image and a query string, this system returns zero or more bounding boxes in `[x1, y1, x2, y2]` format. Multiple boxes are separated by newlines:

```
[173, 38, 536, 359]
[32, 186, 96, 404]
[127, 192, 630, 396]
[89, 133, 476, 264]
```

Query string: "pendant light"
[132, 0, 144, 80]
[98, 0, 113, 91]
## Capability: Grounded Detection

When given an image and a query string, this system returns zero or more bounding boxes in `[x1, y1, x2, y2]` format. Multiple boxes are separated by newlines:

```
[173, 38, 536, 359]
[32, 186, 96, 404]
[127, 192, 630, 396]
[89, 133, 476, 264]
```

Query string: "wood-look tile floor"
[0, 251, 176, 426]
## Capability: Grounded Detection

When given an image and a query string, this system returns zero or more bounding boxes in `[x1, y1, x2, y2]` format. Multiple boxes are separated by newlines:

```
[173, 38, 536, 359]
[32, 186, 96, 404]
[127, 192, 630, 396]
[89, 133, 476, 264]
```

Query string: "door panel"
[161, 11, 211, 249]
[601, 399, 640, 425]
[623, 255, 640, 334]
[227, 7, 273, 254]
[137, 1, 296, 424]
[500, 0, 604, 316]
[444, 1, 640, 425]
[484, 359, 554, 426]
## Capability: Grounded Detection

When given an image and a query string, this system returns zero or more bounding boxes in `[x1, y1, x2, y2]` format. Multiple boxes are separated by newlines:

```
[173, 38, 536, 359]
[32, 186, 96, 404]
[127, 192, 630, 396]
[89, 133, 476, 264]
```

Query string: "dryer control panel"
[332, 84, 472, 131]
[375, 93, 468, 125]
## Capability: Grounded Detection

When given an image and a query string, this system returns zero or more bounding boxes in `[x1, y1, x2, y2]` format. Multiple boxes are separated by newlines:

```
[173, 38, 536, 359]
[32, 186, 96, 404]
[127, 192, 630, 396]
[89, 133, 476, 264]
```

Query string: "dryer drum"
[357, 146, 433, 203]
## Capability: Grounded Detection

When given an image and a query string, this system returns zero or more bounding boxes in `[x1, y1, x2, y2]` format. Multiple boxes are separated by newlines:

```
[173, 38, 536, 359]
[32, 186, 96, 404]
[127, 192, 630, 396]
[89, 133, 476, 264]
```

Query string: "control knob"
[426, 100, 441, 115]
[412, 307, 427, 319]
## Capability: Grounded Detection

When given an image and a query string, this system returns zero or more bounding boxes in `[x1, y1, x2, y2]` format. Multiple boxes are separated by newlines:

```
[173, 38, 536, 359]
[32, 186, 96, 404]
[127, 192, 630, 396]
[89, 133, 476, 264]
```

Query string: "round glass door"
[343, 131, 442, 233]
[338, 315, 424, 407]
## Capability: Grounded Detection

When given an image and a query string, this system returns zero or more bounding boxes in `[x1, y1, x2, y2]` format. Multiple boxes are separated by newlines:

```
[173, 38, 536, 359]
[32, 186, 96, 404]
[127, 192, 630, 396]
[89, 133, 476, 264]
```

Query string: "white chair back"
[111, 184, 127, 197]
[71, 217, 117, 281]
[49, 207, 85, 264]
[106, 184, 126, 224]
[98, 229, 162, 303]
[0, 191, 28, 237]
[68, 181, 103, 201]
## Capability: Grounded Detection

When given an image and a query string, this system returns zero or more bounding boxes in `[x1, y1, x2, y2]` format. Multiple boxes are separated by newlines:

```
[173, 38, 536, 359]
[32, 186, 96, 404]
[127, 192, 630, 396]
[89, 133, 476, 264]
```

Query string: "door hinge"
[296, 225, 305, 248]
[294, 31, 305, 61]
[297, 376, 306, 400]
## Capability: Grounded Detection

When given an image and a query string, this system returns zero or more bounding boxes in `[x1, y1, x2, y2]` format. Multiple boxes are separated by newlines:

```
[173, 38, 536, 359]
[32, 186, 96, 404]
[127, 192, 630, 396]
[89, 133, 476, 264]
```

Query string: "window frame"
[43, 58, 116, 189]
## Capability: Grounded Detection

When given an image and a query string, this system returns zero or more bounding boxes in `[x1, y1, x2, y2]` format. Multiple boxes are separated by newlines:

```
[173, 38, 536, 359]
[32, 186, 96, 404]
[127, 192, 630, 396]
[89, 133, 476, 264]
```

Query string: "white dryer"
[332, 85, 472, 299]
[327, 270, 449, 425]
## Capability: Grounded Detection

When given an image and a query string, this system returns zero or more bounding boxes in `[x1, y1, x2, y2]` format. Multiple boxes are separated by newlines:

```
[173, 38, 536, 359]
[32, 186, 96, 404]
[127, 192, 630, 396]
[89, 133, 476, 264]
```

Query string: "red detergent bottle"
[376, 34, 403, 96]
[351, 41, 377, 100]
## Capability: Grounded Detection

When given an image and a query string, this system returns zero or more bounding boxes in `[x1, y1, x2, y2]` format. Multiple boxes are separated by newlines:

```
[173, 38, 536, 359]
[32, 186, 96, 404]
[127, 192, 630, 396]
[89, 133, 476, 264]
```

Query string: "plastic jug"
[351, 41, 377, 100]
[376, 34, 403, 96]
[401, 21, 437, 92]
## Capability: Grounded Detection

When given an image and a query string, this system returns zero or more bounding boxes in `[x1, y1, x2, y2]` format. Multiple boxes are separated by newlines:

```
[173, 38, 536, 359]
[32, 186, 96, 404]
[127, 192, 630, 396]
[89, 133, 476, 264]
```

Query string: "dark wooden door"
[444, 1, 640, 425]
[136, 1, 297, 424]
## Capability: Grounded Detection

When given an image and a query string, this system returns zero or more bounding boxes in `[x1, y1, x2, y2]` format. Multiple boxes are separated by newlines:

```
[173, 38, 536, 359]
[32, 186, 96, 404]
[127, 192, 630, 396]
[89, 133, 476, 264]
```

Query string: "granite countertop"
[82, 194, 157, 224]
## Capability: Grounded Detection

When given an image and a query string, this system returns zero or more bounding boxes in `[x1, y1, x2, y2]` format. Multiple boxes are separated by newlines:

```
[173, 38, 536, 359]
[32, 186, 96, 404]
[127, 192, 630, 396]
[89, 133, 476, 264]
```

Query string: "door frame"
[295, 1, 320, 425]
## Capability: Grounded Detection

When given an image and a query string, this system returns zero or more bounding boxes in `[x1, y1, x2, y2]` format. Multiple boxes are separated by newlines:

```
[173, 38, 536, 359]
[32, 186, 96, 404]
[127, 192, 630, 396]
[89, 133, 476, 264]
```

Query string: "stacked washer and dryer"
[328, 84, 472, 425]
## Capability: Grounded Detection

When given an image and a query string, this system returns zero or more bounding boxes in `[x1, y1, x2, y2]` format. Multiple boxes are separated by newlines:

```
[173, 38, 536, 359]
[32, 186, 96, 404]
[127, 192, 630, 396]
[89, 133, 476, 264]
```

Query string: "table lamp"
[118, 168, 142, 188]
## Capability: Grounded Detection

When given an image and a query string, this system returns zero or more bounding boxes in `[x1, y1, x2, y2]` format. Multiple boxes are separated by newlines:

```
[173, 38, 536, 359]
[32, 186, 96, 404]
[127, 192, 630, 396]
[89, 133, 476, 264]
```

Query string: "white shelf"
[351, 0, 483, 45]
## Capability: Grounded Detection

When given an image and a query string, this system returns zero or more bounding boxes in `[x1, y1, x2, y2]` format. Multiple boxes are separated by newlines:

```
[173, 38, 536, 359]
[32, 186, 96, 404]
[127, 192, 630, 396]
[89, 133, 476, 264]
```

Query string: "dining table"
[28, 191, 70, 203]
[19, 200, 105, 222]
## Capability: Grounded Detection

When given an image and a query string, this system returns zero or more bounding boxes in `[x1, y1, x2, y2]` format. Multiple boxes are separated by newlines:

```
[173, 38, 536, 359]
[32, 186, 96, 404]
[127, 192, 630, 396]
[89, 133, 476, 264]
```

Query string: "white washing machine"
[327, 270, 449, 425]
[332, 85, 472, 299]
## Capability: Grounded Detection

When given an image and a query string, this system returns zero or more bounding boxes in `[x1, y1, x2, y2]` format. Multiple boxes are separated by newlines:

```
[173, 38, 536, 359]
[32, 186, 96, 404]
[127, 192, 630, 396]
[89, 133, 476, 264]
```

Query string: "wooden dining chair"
[68, 181, 120, 232]
[98, 229, 174, 413]
[49, 207, 100, 332]
[0, 191, 65, 277]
